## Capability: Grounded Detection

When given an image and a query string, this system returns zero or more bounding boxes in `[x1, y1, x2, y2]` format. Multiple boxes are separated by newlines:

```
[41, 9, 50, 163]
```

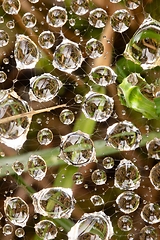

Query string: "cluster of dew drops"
[0, 0, 160, 239]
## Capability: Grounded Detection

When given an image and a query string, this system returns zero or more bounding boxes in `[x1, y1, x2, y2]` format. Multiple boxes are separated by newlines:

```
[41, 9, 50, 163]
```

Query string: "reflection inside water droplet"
[140, 226, 157, 240]
[38, 31, 55, 49]
[103, 156, 114, 169]
[88, 8, 108, 28]
[22, 12, 37, 28]
[141, 203, 160, 224]
[110, 9, 132, 33]
[12, 161, 24, 175]
[146, 138, 160, 159]
[149, 162, 160, 190]
[73, 172, 83, 185]
[85, 38, 104, 59]
[0, 71, 7, 83]
[116, 191, 140, 213]
[90, 195, 104, 206]
[59, 109, 75, 125]
[28, 155, 47, 181]
[0, 30, 9, 47]
[37, 128, 53, 145]
[3, 224, 13, 236]
[2, 0, 21, 15]
[91, 169, 107, 185]
[15, 228, 25, 238]
[35, 220, 58, 240]
[46, 6, 68, 28]
[124, 0, 140, 10]
[117, 215, 133, 231]
[71, 0, 89, 16]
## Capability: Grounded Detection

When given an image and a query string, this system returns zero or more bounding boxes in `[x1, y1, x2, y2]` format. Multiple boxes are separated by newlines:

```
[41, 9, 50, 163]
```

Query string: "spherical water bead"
[0, 30, 9, 47]
[68, 211, 113, 240]
[32, 187, 76, 218]
[88, 8, 108, 28]
[2, 0, 21, 15]
[12, 161, 24, 175]
[27, 155, 47, 181]
[6, 20, 15, 29]
[102, 156, 114, 169]
[59, 109, 75, 125]
[85, 38, 104, 59]
[117, 215, 133, 231]
[59, 131, 96, 167]
[90, 195, 104, 206]
[82, 91, 114, 122]
[52, 39, 83, 73]
[124, 16, 160, 70]
[110, 9, 132, 33]
[91, 169, 107, 185]
[38, 31, 55, 49]
[37, 128, 53, 145]
[146, 138, 160, 159]
[71, 0, 89, 15]
[0, 71, 7, 83]
[35, 220, 58, 240]
[0, 16, 4, 23]
[22, 12, 37, 28]
[3, 224, 13, 236]
[149, 162, 160, 190]
[29, 73, 62, 102]
[74, 94, 83, 103]
[89, 66, 117, 86]
[105, 120, 142, 151]
[15, 228, 25, 238]
[124, 0, 140, 10]
[114, 159, 141, 190]
[116, 191, 140, 214]
[46, 6, 68, 28]
[141, 203, 160, 224]
[4, 197, 29, 227]
[0, 91, 31, 150]
[140, 226, 157, 240]
[14, 34, 40, 70]
[72, 172, 83, 184]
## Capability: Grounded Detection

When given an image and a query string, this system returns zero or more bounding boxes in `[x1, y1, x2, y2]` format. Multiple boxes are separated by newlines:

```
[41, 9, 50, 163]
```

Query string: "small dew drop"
[3, 224, 13, 236]
[27, 155, 47, 181]
[91, 169, 107, 185]
[46, 6, 68, 28]
[12, 161, 24, 175]
[37, 128, 53, 145]
[15, 228, 25, 238]
[72, 172, 83, 185]
[117, 215, 133, 231]
[59, 109, 75, 125]
[35, 220, 58, 240]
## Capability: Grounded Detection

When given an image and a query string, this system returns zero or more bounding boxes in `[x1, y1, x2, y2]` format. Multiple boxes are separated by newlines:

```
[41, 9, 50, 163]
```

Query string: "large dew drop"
[124, 16, 160, 69]
[149, 162, 160, 190]
[27, 155, 47, 181]
[14, 34, 40, 70]
[71, 0, 89, 16]
[32, 187, 76, 218]
[116, 191, 140, 214]
[124, 0, 140, 10]
[82, 91, 114, 122]
[89, 66, 117, 86]
[34, 220, 58, 240]
[29, 73, 62, 102]
[110, 9, 132, 33]
[140, 226, 157, 240]
[105, 120, 142, 151]
[141, 203, 160, 224]
[4, 197, 29, 227]
[85, 38, 104, 59]
[68, 211, 113, 240]
[114, 159, 141, 190]
[0, 91, 31, 150]
[59, 130, 96, 166]
[146, 138, 160, 159]
[88, 8, 108, 28]
[46, 6, 68, 28]
[52, 39, 83, 73]
[2, 0, 21, 15]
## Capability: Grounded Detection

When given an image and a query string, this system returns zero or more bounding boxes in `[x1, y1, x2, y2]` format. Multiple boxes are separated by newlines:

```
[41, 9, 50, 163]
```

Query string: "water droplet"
[89, 66, 117, 86]
[110, 0, 121, 2]
[88, 8, 108, 28]
[0, 30, 9, 47]
[146, 138, 160, 159]
[29, 73, 62, 102]
[2, 0, 21, 15]
[91, 169, 107, 185]
[68, 211, 113, 240]
[116, 191, 140, 213]
[0, 91, 31, 150]
[4, 197, 29, 227]
[32, 187, 76, 218]
[0, 71, 7, 83]
[6, 20, 15, 29]
[14, 34, 40, 70]
[15, 228, 25, 238]
[22, 12, 37, 28]
[28, 0, 39, 3]
[102, 156, 114, 169]
[38, 31, 55, 49]
[0, 16, 4, 23]
[82, 91, 114, 122]
[90, 195, 104, 206]
[124, 0, 140, 10]
[124, 16, 160, 69]
[149, 162, 160, 190]
[114, 159, 141, 190]
[117, 215, 133, 231]
[85, 38, 104, 59]
[140, 226, 157, 240]
[27, 155, 47, 181]
[110, 9, 132, 33]
[59, 109, 75, 125]
[141, 203, 160, 224]
[52, 39, 83, 73]
[37, 128, 53, 145]
[71, 0, 89, 16]
[35, 220, 58, 240]
[74, 94, 83, 103]
[72, 172, 83, 184]
[3, 224, 13, 236]
[105, 120, 142, 151]
[59, 130, 96, 167]
[12, 161, 24, 175]
[46, 6, 68, 28]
